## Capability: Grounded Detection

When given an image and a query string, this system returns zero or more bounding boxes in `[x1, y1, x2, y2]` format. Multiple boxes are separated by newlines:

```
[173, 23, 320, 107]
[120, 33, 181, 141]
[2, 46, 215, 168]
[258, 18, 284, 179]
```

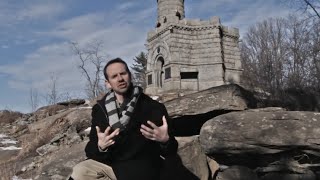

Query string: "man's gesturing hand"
[140, 116, 169, 143]
[96, 126, 120, 150]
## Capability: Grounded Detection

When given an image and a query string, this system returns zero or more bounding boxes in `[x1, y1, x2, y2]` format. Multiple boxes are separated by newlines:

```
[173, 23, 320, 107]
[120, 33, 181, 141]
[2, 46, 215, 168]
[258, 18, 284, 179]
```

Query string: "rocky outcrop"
[57, 99, 86, 107]
[31, 142, 88, 180]
[164, 84, 257, 136]
[175, 136, 210, 180]
[164, 84, 257, 118]
[0, 105, 92, 180]
[3, 84, 320, 180]
[200, 109, 320, 155]
[4, 104, 213, 180]
[15, 136, 213, 180]
[32, 104, 68, 120]
[200, 108, 320, 179]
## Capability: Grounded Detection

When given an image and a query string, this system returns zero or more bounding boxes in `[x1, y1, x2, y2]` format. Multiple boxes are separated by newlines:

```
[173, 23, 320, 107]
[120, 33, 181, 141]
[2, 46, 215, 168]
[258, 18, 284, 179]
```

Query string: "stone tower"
[145, 0, 242, 95]
[157, 0, 185, 24]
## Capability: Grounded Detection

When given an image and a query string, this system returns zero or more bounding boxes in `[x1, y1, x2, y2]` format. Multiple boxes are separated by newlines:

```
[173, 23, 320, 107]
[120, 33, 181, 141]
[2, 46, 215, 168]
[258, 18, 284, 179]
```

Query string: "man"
[70, 58, 178, 180]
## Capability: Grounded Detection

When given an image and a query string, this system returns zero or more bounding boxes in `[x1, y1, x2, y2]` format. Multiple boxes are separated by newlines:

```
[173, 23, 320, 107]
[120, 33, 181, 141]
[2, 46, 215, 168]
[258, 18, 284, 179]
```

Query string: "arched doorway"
[155, 57, 164, 88]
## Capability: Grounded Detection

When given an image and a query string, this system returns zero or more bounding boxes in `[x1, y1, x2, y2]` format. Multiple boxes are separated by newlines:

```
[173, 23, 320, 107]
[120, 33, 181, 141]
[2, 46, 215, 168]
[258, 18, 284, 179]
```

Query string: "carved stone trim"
[147, 24, 239, 42]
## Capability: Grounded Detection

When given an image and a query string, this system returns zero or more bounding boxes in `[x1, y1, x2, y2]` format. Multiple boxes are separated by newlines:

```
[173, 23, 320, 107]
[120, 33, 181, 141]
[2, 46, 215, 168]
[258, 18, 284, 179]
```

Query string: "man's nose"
[117, 74, 124, 81]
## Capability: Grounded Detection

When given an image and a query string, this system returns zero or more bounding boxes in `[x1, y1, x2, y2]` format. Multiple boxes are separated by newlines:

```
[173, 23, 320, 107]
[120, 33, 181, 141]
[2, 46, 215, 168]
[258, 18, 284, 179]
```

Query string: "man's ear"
[105, 80, 111, 89]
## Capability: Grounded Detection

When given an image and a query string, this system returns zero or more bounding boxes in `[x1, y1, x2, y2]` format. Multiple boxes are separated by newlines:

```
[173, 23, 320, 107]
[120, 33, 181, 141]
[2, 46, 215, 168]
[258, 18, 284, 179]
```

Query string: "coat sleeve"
[159, 103, 178, 157]
[85, 104, 111, 162]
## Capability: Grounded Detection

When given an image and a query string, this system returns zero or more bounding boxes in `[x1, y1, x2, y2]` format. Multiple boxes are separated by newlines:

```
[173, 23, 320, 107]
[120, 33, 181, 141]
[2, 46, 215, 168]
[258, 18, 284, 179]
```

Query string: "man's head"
[103, 58, 132, 95]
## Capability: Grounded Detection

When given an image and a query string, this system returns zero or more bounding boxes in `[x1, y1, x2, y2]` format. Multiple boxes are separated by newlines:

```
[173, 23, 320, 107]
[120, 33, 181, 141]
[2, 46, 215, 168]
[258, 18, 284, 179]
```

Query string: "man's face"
[105, 62, 131, 95]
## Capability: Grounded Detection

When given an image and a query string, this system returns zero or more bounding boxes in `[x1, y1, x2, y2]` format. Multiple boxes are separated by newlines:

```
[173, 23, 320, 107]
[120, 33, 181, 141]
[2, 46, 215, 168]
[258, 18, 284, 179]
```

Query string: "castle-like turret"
[157, 0, 185, 26]
[146, 0, 243, 95]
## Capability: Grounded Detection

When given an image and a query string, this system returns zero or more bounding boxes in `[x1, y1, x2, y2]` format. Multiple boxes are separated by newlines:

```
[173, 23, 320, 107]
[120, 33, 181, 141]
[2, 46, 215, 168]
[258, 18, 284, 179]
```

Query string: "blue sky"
[0, 0, 298, 113]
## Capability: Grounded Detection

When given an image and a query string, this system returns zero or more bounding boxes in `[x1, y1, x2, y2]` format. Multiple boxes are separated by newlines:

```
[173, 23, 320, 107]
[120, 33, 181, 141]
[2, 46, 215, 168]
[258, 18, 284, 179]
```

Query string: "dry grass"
[0, 161, 17, 180]
[0, 110, 23, 125]
[0, 109, 74, 179]
[17, 117, 69, 159]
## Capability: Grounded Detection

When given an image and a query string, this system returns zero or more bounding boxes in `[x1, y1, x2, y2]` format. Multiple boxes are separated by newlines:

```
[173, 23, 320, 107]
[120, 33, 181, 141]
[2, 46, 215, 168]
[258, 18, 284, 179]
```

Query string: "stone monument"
[145, 0, 243, 95]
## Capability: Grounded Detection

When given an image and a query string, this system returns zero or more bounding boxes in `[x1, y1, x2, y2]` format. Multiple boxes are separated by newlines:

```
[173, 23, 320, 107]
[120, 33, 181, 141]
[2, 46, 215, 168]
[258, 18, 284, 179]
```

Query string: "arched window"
[176, 11, 181, 20]
[155, 57, 164, 88]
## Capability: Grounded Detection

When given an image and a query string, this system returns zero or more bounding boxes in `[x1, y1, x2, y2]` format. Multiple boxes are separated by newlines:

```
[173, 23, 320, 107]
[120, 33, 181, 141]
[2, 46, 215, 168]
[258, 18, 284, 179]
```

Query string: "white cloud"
[117, 2, 136, 11]
[186, 0, 238, 18]
[1, 45, 9, 48]
[0, 2, 154, 99]
[0, 42, 83, 94]
[14, 39, 37, 46]
[46, 13, 107, 41]
[0, 1, 65, 27]
[186, 0, 292, 37]
[17, 2, 65, 21]
[223, 1, 292, 36]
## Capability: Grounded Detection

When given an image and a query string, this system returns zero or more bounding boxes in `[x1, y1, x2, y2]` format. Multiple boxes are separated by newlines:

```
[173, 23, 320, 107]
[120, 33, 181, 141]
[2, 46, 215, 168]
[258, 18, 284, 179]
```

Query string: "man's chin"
[114, 88, 129, 95]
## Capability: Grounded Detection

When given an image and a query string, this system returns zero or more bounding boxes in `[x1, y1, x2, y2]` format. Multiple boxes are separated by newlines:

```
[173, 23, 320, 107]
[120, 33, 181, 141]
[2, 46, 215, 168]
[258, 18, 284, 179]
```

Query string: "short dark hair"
[103, 57, 131, 80]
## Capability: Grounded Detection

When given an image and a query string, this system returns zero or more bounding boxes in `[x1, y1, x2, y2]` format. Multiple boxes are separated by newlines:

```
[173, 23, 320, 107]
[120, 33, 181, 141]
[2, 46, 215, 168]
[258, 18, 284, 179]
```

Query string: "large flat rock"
[164, 84, 256, 118]
[200, 110, 320, 155]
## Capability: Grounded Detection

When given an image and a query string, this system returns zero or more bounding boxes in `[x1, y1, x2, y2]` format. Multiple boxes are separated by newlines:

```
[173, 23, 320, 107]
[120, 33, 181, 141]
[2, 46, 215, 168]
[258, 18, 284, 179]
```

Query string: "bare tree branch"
[70, 41, 107, 99]
[46, 72, 60, 105]
[241, 14, 320, 96]
[29, 87, 39, 112]
[303, 0, 320, 18]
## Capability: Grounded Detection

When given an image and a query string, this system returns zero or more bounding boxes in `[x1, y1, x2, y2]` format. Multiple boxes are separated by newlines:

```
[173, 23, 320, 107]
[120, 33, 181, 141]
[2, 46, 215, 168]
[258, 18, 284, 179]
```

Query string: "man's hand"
[96, 126, 120, 150]
[140, 116, 169, 143]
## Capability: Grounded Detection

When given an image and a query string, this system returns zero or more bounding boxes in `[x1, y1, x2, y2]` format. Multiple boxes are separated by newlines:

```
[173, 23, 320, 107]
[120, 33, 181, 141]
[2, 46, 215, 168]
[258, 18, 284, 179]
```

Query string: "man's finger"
[108, 128, 120, 138]
[96, 126, 101, 133]
[147, 121, 158, 129]
[140, 128, 153, 138]
[107, 139, 114, 145]
[104, 126, 111, 135]
[141, 131, 156, 141]
[141, 124, 153, 133]
[162, 116, 168, 126]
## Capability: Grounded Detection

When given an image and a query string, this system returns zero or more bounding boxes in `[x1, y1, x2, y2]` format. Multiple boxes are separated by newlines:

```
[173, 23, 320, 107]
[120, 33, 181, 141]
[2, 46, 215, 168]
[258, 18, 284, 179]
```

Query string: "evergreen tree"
[131, 52, 147, 89]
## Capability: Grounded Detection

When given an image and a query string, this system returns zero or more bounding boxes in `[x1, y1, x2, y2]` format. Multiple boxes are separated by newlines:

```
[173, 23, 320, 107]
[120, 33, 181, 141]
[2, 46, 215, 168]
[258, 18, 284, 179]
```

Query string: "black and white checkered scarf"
[104, 86, 142, 131]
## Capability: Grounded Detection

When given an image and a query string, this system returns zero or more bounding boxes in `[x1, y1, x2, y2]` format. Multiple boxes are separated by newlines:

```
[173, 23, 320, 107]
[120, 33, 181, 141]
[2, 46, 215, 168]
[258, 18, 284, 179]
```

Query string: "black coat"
[85, 93, 178, 180]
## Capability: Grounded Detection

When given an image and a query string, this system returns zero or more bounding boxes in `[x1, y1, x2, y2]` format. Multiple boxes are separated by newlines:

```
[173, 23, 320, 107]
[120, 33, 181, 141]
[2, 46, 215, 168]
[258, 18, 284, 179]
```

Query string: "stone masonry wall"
[157, 0, 185, 23]
[145, 0, 242, 95]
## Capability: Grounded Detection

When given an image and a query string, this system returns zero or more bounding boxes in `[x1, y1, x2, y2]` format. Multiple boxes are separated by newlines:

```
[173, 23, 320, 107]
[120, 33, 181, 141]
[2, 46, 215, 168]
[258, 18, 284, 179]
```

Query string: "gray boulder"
[216, 166, 259, 180]
[200, 110, 320, 155]
[57, 99, 86, 106]
[176, 136, 209, 180]
[165, 84, 256, 136]
[164, 84, 256, 118]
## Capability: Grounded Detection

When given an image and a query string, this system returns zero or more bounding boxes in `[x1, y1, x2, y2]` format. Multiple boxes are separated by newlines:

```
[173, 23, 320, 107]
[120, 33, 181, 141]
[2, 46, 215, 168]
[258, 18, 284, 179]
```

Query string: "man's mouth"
[118, 83, 127, 88]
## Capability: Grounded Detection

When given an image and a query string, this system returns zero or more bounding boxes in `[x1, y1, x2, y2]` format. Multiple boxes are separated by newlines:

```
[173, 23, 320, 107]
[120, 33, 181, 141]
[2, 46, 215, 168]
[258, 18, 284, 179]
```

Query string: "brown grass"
[0, 110, 23, 125]
[17, 117, 69, 160]
[0, 161, 17, 180]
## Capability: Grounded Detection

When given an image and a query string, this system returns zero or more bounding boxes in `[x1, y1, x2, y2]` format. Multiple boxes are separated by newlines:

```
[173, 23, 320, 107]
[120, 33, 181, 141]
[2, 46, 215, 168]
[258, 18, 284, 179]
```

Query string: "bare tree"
[46, 72, 60, 105]
[241, 17, 288, 95]
[284, 15, 313, 90]
[71, 41, 106, 99]
[241, 14, 320, 96]
[307, 18, 320, 91]
[29, 87, 39, 112]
